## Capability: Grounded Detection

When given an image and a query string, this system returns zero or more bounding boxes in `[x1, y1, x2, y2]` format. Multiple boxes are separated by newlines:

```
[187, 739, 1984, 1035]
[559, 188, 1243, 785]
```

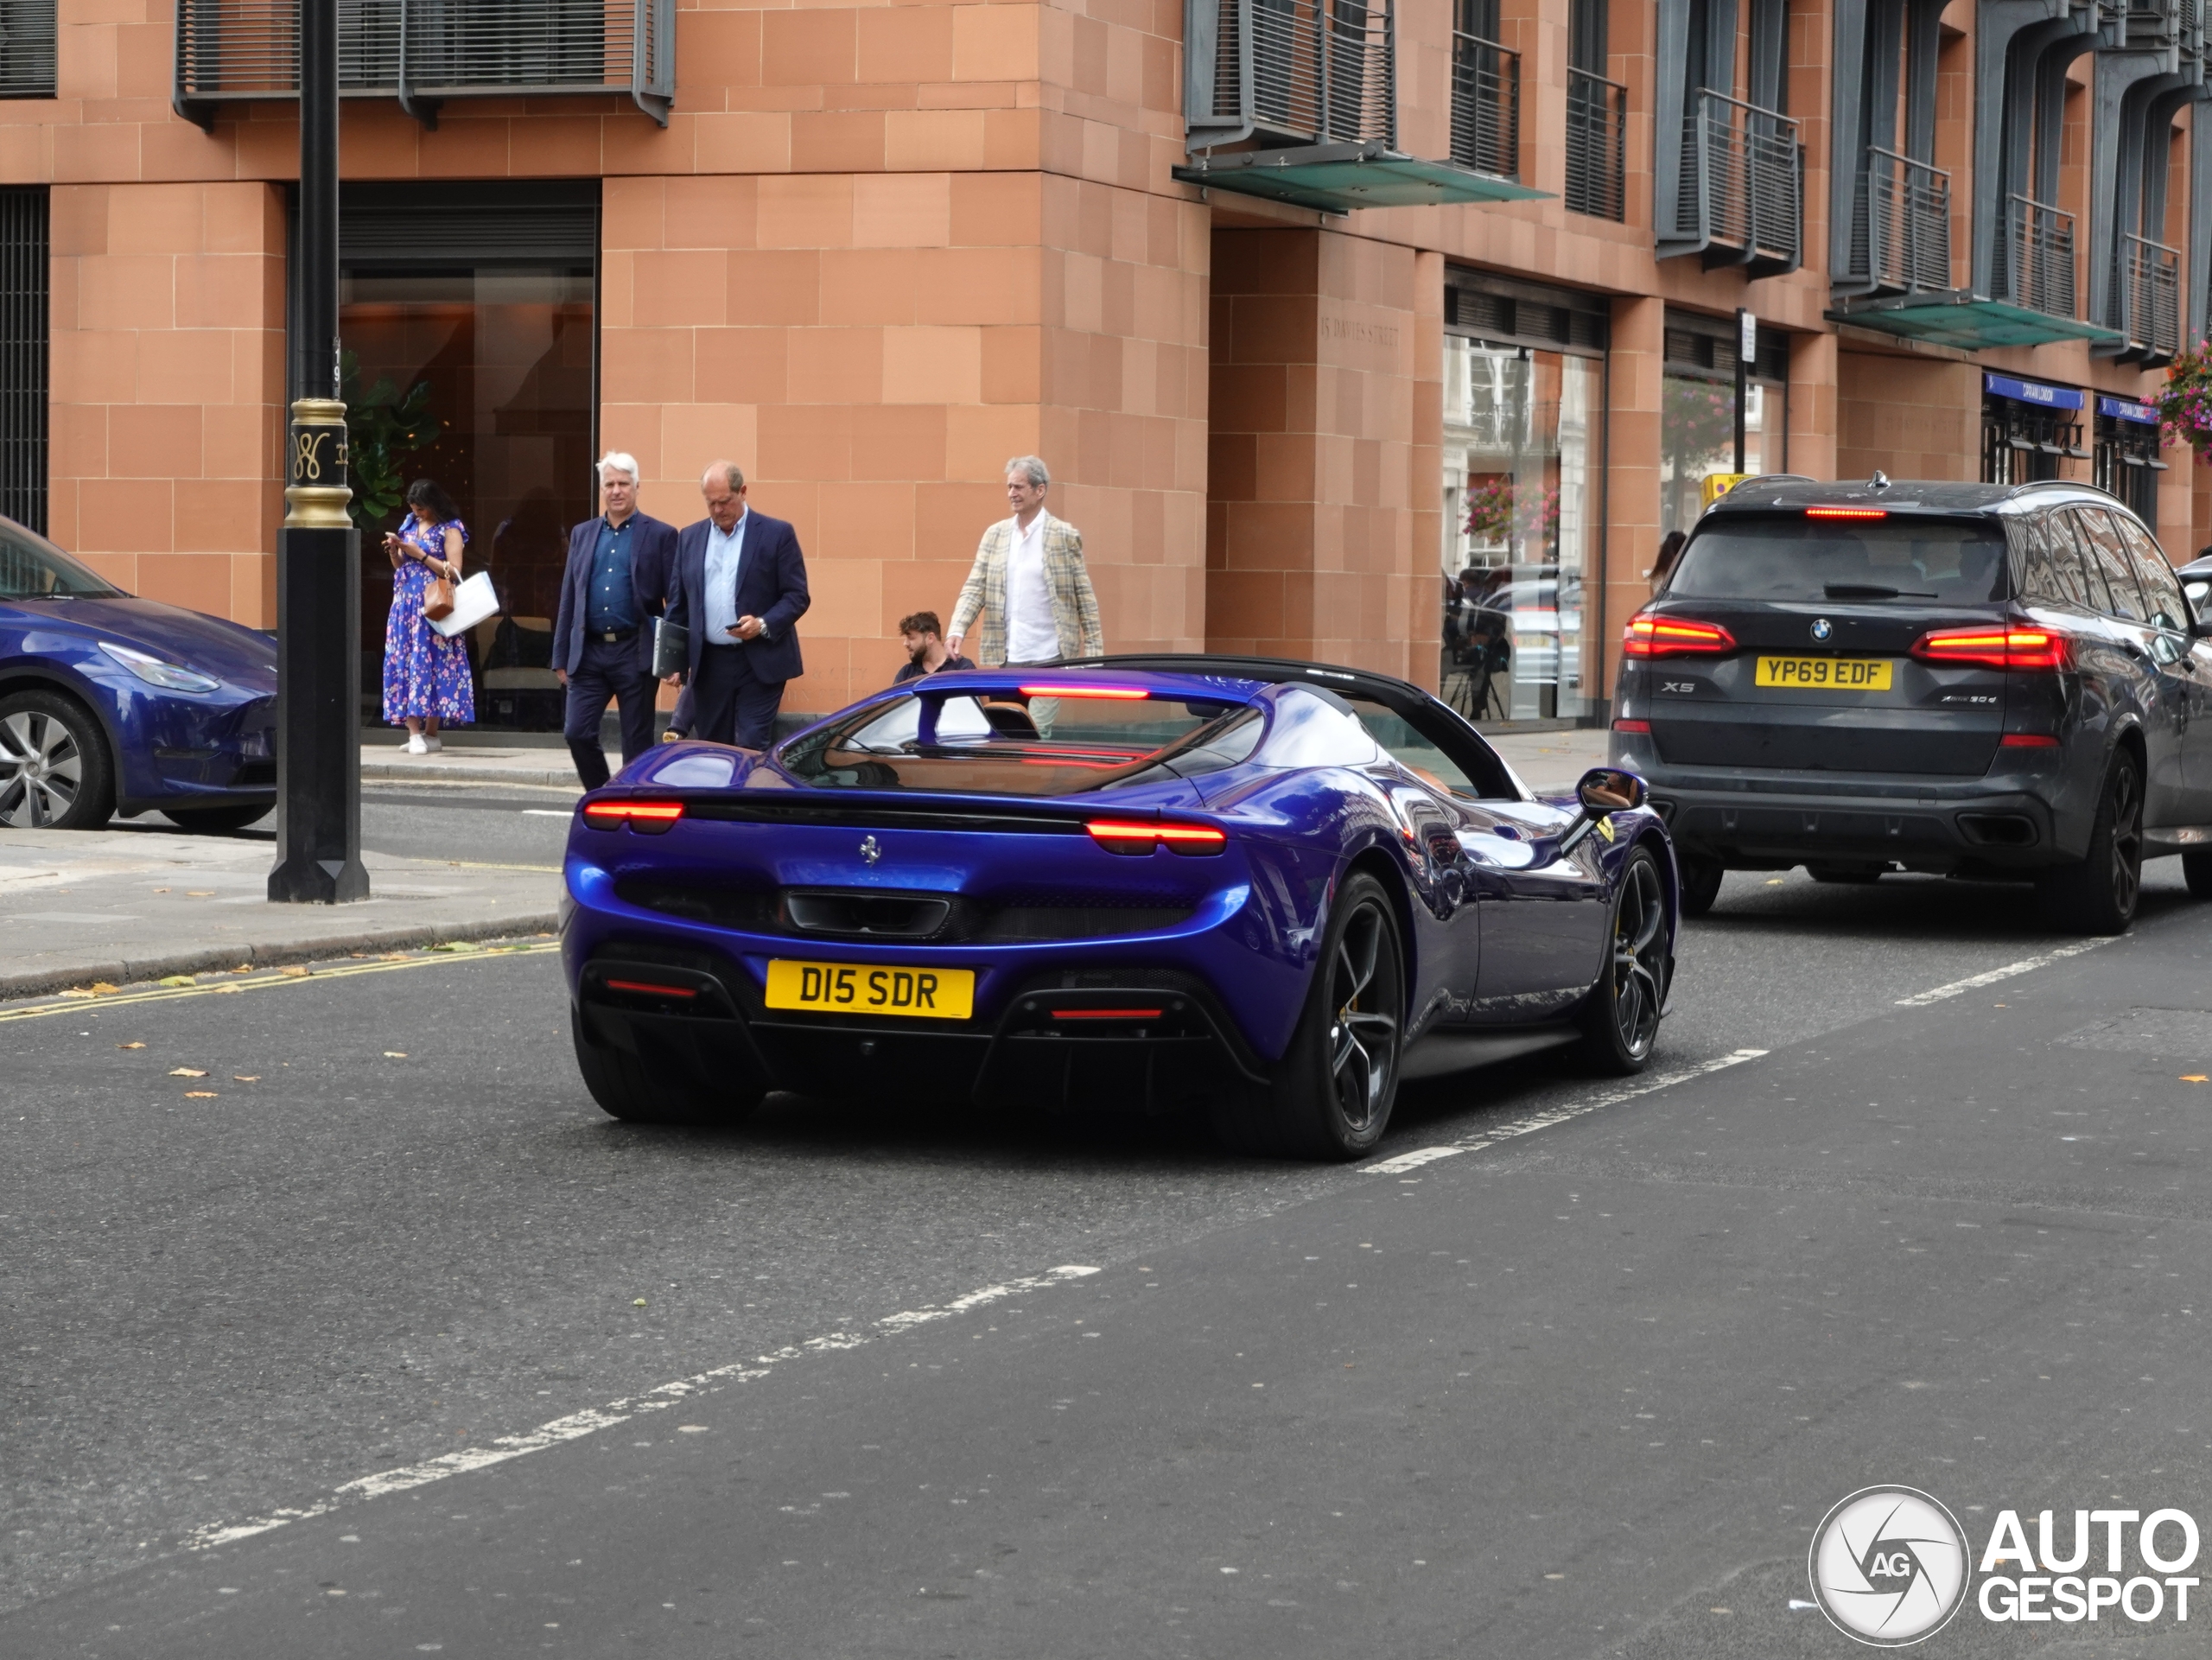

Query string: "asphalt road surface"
[6, 855, 2212, 1657]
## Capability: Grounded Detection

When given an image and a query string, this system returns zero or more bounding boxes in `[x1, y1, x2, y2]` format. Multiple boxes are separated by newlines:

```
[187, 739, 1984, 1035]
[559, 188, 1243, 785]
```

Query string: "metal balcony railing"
[1675, 88, 1802, 272]
[2005, 194, 2077, 319]
[1857, 147, 1952, 293]
[1449, 31, 1517, 179]
[0, 0, 56, 98]
[2120, 231, 2182, 359]
[1206, 0, 1395, 149]
[172, 0, 673, 128]
[1563, 67, 1626, 220]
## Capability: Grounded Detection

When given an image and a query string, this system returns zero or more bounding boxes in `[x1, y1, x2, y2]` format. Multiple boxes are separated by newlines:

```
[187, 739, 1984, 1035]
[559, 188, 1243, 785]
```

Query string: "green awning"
[1175, 142, 1549, 213]
[1827, 290, 2122, 350]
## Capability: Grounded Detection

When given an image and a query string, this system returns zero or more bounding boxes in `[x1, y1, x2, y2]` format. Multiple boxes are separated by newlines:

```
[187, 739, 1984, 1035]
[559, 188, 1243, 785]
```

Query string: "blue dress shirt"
[702, 511, 750, 645]
[587, 516, 639, 634]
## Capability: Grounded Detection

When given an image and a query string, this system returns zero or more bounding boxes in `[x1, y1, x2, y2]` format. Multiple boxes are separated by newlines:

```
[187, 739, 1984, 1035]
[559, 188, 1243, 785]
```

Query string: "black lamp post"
[268, 0, 368, 903]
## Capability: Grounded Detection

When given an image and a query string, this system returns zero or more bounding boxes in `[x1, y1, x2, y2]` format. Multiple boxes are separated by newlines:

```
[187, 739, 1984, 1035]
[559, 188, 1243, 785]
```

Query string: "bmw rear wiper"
[1824, 583, 1937, 600]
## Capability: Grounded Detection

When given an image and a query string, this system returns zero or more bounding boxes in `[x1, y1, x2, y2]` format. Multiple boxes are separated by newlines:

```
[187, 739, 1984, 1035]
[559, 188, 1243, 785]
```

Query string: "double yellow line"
[0, 940, 562, 1026]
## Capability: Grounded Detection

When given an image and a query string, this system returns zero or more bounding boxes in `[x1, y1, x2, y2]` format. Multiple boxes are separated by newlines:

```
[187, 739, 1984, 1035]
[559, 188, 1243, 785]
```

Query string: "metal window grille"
[1675, 88, 1802, 270]
[0, 187, 46, 535]
[2120, 232, 2180, 361]
[1853, 146, 1950, 294]
[0, 0, 55, 98]
[1449, 31, 1517, 178]
[1563, 67, 1626, 220]
[2004, 194, 2076, 319]
[1217, 0, 1395, 147]
[174, 0, 672, 126]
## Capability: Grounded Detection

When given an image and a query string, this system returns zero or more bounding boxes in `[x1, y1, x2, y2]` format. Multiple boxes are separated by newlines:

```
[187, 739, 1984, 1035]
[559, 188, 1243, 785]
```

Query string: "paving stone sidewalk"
[0, 828, 560, 1000]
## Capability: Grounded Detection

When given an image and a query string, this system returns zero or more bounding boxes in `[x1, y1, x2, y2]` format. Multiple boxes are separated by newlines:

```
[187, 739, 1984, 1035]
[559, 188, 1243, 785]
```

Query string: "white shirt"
[702, 510, 749, 646]
[1002, 512, 1059, 664]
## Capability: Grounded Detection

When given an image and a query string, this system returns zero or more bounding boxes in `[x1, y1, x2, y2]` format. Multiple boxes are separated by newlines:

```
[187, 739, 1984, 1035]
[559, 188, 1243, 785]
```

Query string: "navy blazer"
[551, 511, 680, 678]
[665, 510, 810, 684]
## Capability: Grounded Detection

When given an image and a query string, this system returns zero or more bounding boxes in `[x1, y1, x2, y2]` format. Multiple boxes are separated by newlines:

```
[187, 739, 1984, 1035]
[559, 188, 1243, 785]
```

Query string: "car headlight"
[98, 640, 223, 693]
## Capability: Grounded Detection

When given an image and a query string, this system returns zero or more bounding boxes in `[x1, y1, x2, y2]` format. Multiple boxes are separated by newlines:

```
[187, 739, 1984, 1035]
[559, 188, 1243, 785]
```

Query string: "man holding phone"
[663, 461, 810, 748]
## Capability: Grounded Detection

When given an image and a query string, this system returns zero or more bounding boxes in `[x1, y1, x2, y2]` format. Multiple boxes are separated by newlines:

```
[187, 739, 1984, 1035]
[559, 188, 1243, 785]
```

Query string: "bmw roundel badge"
[1811, 618, 1834, 642]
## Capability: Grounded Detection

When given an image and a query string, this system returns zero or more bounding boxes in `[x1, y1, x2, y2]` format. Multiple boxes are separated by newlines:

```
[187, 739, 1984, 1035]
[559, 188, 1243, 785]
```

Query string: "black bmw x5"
[1607, 476, 2212, 934]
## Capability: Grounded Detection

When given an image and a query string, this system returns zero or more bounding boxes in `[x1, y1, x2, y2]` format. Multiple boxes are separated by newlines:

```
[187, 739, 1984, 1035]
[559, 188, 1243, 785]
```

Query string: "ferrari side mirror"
[1556, 767, 1647, 856]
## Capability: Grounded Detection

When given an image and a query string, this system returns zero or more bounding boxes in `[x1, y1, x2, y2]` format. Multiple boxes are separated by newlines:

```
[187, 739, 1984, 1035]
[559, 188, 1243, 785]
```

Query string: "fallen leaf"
[118, 1041, 145, 1050]
[186, 891, 215, 898]
[151, 887, 171, 894]
[384, 1051, 409, 1059]
[158, 975, 195, 989]
[60, 989, 97, 1000]
[232, 1075, 259, 1083]
[633, 1298, 649, 1307]
[183, 1091, 218, 1098]
[91, 982, 118, 995]
[279, 965, 310, 978]
[213, 984, 241, 995]
[232, 964, 252, 973]
[168, 1067, 208, 1078]
[2183, 1075, 2209, 1084]
[381, 952, 410, 962]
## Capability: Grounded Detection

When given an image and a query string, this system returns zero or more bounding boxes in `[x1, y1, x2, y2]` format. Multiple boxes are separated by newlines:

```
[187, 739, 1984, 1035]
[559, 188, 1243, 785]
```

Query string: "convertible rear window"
[779, 689, 1255, 795]
[1669, 514, 2011, 605]
[0, 522, 125, 600]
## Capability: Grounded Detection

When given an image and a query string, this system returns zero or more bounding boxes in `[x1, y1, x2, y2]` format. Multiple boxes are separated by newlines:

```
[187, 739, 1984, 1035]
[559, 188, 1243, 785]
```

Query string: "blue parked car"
[0, 514, 278, 832]
[561, 656, 1676, 1159]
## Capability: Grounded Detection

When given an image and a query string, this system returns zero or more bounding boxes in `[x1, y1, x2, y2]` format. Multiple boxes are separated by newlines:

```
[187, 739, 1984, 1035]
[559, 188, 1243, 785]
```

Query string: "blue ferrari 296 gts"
[560, 657, 1679, 1159]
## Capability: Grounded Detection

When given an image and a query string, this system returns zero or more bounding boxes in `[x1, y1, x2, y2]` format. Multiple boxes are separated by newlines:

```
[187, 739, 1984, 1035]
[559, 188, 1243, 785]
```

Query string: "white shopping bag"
[429, 570, 500, 639]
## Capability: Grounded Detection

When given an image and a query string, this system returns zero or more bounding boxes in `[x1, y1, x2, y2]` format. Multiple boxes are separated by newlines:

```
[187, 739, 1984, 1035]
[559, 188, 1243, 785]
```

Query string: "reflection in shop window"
[1440, 338, 1597, 725]
[1660, 373, 1786, 537]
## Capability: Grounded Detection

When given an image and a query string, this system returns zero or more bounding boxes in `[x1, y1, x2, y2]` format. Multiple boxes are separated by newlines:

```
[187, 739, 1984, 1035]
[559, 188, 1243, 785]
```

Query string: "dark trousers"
[692, 645, 785, 750]
[563, 634, 657, 790]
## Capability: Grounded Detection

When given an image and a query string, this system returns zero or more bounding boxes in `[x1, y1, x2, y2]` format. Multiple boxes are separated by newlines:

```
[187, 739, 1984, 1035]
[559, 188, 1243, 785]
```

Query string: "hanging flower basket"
[2155, 341, 2212, 459]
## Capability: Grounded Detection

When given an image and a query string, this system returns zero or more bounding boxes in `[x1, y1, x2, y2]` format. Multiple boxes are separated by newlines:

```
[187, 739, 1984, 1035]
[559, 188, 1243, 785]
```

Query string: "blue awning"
[1985, 373, 2083, 410]
[2097, 395, 2158, 425]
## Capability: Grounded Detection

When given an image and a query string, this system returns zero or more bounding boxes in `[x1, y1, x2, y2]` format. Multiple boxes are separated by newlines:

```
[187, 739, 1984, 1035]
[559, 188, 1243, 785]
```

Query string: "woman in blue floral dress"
[381, 479, 475, 754]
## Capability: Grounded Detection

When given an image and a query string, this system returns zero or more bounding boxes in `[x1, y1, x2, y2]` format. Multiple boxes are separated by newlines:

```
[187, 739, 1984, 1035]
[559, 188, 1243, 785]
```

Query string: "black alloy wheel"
[1215, 871, 1406, 1161]
[1675, 854, 1725, 917]
[0, 690, 114, 830]
[2037, 748, 2143, 936]
[1573, 846, 1669, 1074]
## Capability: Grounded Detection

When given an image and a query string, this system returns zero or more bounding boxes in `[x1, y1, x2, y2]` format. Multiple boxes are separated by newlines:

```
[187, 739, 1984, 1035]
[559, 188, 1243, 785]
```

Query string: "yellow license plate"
[764, 959, 974, 1020]
[1754, 655, 1895, 691]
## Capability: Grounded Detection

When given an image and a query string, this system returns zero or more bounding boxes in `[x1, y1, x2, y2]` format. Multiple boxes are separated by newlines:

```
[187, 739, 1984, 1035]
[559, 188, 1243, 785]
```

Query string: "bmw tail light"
[1999, 733, 2061, 747]
[1085, 819, 1228, 856]
[582, 799, 686, 834]
[1611, 718, 1652, 734]
[1624, 614, 1738, 658]
[1910, 626, 2069, 672]
[1804, 506, 1888, 520]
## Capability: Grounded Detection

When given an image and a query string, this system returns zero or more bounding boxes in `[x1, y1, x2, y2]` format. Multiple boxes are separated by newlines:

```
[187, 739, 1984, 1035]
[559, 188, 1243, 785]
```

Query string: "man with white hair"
[552, 451, 681, 789]
[945, 456, 1103, 670]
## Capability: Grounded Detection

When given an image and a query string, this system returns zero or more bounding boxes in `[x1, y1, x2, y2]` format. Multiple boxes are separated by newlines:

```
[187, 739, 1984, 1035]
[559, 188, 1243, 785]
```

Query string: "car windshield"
[1669, 513, 2010, 604]
[780, 686, 1255, 795]
[0, 521, 126, 600]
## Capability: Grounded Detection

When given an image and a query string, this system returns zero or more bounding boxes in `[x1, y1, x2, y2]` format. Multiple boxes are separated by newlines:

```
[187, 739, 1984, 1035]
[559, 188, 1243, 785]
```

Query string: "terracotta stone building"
[0, 0, 2202, 728]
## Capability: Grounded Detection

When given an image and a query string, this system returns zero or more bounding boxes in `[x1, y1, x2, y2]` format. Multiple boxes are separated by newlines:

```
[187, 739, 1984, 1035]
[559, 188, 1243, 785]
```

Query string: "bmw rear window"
[1669, 514, 2011, 605]
[780, 689, 1257, 795]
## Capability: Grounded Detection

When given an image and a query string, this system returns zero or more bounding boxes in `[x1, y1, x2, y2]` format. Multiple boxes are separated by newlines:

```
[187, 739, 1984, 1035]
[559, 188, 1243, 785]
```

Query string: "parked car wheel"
[2036, 748, 2143, 936]
[0, 690, 115, 830]
[1573, 845, 1668, 1074]
[569, 1005, 761, 1127]
[1675, 854, 1725, 918]
[163, 803, 273, 833]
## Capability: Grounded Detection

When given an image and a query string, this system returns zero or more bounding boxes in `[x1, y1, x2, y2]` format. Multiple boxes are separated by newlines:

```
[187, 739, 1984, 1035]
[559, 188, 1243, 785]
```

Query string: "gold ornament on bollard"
[283, 397, 353, 530]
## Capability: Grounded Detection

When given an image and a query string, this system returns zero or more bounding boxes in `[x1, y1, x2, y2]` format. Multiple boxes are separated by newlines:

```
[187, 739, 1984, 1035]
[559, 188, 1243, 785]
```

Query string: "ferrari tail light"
[1085, 819, 1228, 855]
[604, 978, 700, 998]
[1020, 684, 1148, 699]
[582, 798, 685, 833]
[1910, 626, 2069, 672]
[1624, 613, 1738, 658]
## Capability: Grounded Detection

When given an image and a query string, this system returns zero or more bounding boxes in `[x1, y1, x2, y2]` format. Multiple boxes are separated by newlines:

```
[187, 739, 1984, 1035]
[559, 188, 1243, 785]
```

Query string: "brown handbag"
[422, 569, 454, 620]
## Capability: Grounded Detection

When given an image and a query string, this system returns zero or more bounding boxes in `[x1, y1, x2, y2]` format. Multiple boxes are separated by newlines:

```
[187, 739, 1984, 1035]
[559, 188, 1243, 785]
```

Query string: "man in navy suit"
[552, 451, 681, 789]
[663, 461, 810, 748]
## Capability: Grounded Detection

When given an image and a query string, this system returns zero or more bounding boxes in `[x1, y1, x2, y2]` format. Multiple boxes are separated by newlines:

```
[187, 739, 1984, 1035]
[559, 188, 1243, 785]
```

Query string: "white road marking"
[183, 1264, 1100, 1552]
[1362, 1048, 1770, 1174]
[519, 810, 572, 817]
[1892, 936, 2118, 1007]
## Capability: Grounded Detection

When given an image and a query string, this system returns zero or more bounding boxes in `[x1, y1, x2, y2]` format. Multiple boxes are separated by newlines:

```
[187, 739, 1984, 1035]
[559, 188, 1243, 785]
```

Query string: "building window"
[0, 0, 56, 99]
[1440, 273, 1606, 727]
[2092, 398, 2164, 523]
[1564, 0, 1626, 220]
[0, 186, 47, 534]
[1660, 313, 1788, 537]
[1979, 373, 2084, 486]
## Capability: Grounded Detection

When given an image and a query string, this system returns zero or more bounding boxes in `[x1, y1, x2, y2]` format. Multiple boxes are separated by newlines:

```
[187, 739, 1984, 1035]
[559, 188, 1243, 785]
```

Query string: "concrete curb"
[0, 912, 563, 1002]
[361, 760, 585, 790]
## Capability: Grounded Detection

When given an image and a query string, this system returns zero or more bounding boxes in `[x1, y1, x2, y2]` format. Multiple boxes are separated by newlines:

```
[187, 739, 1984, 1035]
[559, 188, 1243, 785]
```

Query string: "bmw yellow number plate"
[764, 960, 974, 1020]
[1755, 655, 1895, 691]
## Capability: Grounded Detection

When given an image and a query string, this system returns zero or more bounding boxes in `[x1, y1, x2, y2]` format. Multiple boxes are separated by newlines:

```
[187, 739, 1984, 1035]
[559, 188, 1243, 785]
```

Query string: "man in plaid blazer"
[945, 456, 1103, 668]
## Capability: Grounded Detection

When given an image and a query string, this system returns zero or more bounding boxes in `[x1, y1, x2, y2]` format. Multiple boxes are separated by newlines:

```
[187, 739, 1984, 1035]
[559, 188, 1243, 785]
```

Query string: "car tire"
[0, 690, 115, 830]
[569, 1004, 763, 1127]
[1675, 854, 1725, 918]
[1571, 845, 1669, 1075]
[2185, 849, 2212, 900]
[2036, 747, 2144, 936]
[1215, 872, 1405, 1161]
[1807, 863, 1882, 884]
[163, 803, 273, 833]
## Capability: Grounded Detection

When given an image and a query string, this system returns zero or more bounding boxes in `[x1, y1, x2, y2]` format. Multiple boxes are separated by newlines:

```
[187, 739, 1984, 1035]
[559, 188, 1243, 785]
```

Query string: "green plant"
[341, 351, 442, 531]
[2157, 340, 2212, 456]
[1662, 375, 1737, 469]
